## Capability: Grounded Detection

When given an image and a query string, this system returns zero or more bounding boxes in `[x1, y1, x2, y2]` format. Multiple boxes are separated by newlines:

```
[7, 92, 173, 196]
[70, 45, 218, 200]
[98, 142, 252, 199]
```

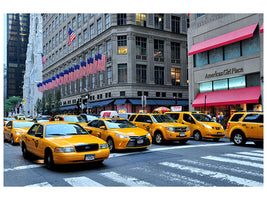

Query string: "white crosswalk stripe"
[100, 171, 155, 187]
[252, 150, 263, 154]
[25, 182, 53, 187]
[159, 162, 263, 187]
[202, 156, 263, 168]
[223, 153, 263, 161]
[64, 176, 105, 187]
[236, 152, 264, 157]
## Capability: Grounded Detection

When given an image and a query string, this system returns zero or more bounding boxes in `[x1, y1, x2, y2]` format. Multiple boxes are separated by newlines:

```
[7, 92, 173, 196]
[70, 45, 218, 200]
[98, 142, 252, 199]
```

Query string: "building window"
[195, 51, 208, 67]
[118, 64, 127, 83]
[213, 79, 228, 91]
[120, 91, 126, 96]
[154, 14, 164, 30]
[209, 47, 223, 64]
[107, 66, 112, 85]
[224, 42, 241, 60]
[105, 14, 110, 29]
[83, 29, 88, 43]
[154, 39, 164, 62]
[171, 68, 180, 86]
[118, 35, 127, 54]
[72, 17, 76, 31]
[136, 64, 147, 83]
[162, 92, 166, 97]
[90, 24, 94, 39]
[78, 33, 81, 47]
[78, 14, 81, 28]
[200, 81, 212, 93]
[137, 91, 142, 96]
[117, 14, 126, 25]
[106, 40, 112, 57]
[156, 92, 160, 97]
[136, 37, 147, 60]
[83, 13, 88, 23]
[136, 13, 146, 27]
[171, 42, 180, 64]
[155, 66, 164, 85]
[97, 18, 102, 35]
[171, 16, 180, 33]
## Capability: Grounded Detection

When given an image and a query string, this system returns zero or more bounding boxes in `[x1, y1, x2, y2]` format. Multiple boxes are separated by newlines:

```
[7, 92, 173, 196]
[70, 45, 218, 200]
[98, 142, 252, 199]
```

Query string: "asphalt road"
[3, 138, 263, 188]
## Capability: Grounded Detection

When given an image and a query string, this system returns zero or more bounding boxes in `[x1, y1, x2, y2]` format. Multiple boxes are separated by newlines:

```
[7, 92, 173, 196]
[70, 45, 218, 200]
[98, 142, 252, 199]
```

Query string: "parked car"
[4, 120, 35, 145]
[80, 114, 97, 123]
[85, 118, 152, 152]
[166, 112, 225, 141]
[20, 121, 110, 169]
[226, 111, 263, 146]
[129, 113, 190, 144]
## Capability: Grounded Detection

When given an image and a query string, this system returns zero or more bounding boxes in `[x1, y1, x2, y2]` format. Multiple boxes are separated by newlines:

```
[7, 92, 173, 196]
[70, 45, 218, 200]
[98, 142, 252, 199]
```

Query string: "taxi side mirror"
[6, 125, 12, 129]
[87, 129, 92, 134]
[35, 133, 43, 138]
[100, 126, 106, 130]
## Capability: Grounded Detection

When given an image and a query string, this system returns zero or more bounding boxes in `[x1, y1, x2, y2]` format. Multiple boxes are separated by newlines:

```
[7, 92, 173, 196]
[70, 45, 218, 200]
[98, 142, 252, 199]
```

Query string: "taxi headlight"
[203, 124, 212, 129]
[167, 127, 175, 132]
[146, 133, 151, 138]
[54, 147, 75, 153]
[115, 134, 130, 139]
[15, 131, 23, 135]
[100, 143, 109, 149]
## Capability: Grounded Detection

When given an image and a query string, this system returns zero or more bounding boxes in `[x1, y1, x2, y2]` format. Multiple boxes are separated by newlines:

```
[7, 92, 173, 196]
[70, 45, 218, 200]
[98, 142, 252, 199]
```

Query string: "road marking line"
[109, 143, 231, 158]
[4, 164, 43, 172]
[252, 150, 263, 154]
[25, 182, 52, 187]
[223, 153, 263, 161]
[181, 159, 263, 177]
[159, 162, 263, 187]
[101, 171, 155, 187]
[202, 156, 263, 168]
[236, 152, 264, 157]
[64, 176, 105, 187]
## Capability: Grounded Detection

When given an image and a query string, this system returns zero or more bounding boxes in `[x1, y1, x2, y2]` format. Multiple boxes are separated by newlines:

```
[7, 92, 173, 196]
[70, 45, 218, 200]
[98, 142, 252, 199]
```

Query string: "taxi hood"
[201, 122, 222, 127]
[108, 127, 148, 136]
[46, 135, 105, 147]
[15, 127, 30, 133]
[159, 123, 188, 128]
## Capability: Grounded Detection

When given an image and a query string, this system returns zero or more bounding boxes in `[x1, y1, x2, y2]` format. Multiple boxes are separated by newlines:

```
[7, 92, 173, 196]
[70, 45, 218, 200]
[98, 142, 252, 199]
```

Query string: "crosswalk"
[6, 149, 264, 187]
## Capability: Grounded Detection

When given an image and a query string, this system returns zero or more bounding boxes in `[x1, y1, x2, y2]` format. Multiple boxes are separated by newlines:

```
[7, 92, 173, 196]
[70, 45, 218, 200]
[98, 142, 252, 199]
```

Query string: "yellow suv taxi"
[129, 113, 190, 144]
[20, 121, 110, 169]
[226, 112, 263, 146]
[85, 118, 152, 152]
[166, 112, 225, 141]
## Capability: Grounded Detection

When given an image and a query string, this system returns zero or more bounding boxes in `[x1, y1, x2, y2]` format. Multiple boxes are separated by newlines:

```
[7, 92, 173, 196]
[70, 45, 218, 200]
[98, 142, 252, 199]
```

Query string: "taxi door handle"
[260, 125, 263, 127]
[242, 124, 246, 127]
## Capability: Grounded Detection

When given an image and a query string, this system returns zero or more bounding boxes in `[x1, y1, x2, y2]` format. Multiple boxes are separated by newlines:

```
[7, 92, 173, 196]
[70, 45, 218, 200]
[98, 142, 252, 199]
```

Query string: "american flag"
[41, 53, 47, 66]
[68, 27, 77, 46]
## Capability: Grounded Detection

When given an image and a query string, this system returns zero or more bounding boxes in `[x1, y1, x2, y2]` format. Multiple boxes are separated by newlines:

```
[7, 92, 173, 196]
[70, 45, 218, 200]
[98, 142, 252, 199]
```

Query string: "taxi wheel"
[194, 131, 202, 141]
[22, 143, 29, 159]
[107, 138, 115, 152]
[154, 132, 164, 145]
[232, 132, 246, 145]
[45, 150, 55, 170]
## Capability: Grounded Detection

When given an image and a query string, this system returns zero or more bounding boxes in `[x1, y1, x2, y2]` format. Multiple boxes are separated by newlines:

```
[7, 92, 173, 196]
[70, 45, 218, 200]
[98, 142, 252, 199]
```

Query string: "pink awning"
[192, 86, 261, 107]
[260, 23, 264, 33]
[188, 23, 258, 56]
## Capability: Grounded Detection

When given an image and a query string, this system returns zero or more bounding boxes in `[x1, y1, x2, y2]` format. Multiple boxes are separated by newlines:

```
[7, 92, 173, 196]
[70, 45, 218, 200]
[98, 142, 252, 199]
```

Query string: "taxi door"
[180, 114, 196, 137]
[134, 115, 153, 133]
[88, 120, 106, 139]
[34, 125, 46, 158]
[242, 114, 258, 139]
[24, 124, 40, 153]
[4, 121, 12, 141]
[257, 114, 263, 139]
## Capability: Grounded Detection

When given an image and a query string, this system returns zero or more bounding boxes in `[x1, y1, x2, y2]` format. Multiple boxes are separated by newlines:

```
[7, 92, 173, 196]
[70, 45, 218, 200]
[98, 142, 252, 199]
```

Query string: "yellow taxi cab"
[226, 111, 263, 146]
[54, 115, 88, 128]
[129, 113, 190, 144]
[85, 118, 152, 152]
[165, 112, 225, 141]
[4, 120, 35, 145]
[20, 121, 110, 169]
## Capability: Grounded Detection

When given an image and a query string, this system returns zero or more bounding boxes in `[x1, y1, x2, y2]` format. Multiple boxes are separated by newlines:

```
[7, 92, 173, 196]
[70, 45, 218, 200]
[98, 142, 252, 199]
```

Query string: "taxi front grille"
[174, 127, 187, 132]
[127, 136, 150, 147]
[75, 143, 99, 152]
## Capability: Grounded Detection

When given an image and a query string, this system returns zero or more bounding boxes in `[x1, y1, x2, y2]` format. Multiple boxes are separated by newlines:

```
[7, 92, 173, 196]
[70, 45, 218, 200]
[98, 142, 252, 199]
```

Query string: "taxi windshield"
[13, 121, 34, 128]
[45, 123, 89, 137]
[105, 119, 136, 129]
[152, 115, 175, 123]
[192, 114, 213, 122]
[64, 116, 86, 123]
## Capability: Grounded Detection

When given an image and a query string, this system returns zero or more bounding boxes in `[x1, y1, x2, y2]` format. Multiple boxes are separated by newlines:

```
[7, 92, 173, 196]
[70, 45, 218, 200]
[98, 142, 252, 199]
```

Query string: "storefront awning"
[188, 23, 258, 56]
[260, 23, 264, 33]
[114, 99, 127, 105]
[192, 86, 261, 107]
[88, 99, 114, 108]
[60, 105, 77, 111]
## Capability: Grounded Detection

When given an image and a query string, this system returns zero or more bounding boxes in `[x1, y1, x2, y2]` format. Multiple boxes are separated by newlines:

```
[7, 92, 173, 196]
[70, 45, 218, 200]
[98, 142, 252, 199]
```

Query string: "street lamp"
[84, 88, 89, 114]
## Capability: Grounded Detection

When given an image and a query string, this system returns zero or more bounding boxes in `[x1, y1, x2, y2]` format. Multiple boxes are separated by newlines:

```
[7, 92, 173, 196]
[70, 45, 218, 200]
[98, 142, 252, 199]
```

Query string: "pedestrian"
[218, 112, 224, 124]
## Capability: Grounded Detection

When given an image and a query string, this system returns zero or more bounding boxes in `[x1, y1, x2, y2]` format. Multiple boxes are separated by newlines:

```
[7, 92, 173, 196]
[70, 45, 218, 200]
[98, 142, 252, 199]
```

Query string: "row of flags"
[41, 27, 77, 67]
[37, 54, 106, 92]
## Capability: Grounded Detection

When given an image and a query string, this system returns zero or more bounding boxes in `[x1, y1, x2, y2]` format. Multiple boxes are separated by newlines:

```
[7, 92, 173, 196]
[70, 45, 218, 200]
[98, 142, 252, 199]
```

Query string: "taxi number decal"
[85, 154, 95, 161]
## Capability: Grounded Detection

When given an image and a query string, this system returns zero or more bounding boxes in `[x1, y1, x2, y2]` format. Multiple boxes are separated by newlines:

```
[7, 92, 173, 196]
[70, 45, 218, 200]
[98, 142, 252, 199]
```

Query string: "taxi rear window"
[230, 114, 244, 122]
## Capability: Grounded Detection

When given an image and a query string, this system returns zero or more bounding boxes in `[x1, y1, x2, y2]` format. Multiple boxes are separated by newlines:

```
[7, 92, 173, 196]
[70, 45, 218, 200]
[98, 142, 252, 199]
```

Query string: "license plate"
[217, 132, 222, 135]
[179, 133, 185, 137]
[137, 139, 144, 144]
[85, 154, 95, 161]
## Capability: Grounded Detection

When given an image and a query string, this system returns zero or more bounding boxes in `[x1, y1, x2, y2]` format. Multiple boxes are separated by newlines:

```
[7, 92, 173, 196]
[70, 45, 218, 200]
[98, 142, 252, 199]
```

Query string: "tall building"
[23, 14, 43, 117]
[42, 13, 189, 114]
[187, 14, 264, 116]
[6, 13, 30, 99]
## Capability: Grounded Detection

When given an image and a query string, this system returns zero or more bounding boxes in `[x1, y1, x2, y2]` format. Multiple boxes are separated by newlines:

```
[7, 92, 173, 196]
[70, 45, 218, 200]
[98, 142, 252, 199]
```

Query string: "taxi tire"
[107, 137, 115, 152]
[154, 132, 164, 145]
[45, 150, 55, 170]
[232, 131, 246, 146]
[10, 135, 14, 145]
[22, 143, 29, 159]
[193, 131, 202, 141]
